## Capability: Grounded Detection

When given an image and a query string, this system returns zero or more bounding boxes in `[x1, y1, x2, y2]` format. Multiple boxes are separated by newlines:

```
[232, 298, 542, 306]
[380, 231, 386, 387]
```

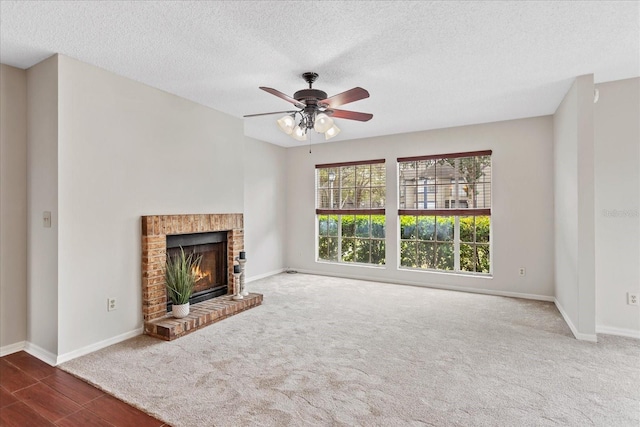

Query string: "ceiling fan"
[244, 72, 373, 141]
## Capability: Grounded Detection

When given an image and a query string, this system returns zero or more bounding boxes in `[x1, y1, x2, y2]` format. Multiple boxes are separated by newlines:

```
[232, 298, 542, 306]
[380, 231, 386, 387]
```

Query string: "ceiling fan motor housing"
[294, 87, 328, 129]
[293, 89, 328, 103]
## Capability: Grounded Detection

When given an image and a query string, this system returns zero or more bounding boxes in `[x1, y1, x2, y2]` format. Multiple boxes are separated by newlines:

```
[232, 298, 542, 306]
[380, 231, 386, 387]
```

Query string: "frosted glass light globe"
[313, 113, 334, 133]
[276, 115, 295, 134]
[324, 124, 341, 140]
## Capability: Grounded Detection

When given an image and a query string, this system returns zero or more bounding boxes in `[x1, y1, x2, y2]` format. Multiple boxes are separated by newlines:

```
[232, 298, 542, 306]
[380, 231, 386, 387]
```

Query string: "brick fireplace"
[141, 214, 262, 340]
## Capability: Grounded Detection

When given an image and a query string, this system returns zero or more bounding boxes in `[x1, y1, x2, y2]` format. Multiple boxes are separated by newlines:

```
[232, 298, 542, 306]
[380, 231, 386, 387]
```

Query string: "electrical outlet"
[519, 267, 526, 276]
[628, 293, 638, 306]
[107, 298, 117, 311]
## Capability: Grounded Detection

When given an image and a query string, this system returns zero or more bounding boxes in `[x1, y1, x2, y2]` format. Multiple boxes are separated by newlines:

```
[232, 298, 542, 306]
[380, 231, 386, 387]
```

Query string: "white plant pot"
[172, 302, 190, 318]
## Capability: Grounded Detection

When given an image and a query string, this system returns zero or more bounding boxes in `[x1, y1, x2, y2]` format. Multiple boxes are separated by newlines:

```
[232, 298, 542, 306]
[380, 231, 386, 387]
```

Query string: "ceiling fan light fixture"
[292, 124, 308, 141]
[324, 124, 341, 140]
[277, 115, 295, 135]
[313, 113, 334, 133]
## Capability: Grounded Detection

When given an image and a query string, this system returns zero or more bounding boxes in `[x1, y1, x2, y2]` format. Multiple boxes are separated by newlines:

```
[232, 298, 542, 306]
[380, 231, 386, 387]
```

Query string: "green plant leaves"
[165, 247, 202, 305]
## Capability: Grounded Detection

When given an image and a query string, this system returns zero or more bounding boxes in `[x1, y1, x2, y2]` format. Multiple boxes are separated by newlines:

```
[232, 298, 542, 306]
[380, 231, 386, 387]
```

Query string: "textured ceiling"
[1, 1, 638, 147]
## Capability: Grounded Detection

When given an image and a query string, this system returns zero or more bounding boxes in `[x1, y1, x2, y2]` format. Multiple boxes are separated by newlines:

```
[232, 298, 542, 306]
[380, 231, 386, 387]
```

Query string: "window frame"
[397, 150, 492, 276]
[316, 159, 386, 266]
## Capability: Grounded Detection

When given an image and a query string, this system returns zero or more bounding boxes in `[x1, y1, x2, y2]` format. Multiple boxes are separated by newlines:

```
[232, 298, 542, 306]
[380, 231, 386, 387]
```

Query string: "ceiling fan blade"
[321, 87, 370, 108]
[260, 87, 306, 108]
[244, 110, 297, 118]
[328, 109, 373, 122]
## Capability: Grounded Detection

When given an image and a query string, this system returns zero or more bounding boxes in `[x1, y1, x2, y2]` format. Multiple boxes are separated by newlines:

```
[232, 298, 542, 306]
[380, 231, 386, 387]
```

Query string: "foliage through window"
[400, 216, 455, 270]
[460, 216, 490, 273]
[316, 160, 385, 265]
[398, 151, 492, 274]
[318, 214, 385, 264]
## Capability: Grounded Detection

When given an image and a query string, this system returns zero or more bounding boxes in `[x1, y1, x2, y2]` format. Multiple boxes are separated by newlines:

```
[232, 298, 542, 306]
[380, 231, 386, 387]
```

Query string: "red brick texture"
[144, 293, 263, 341]
[141, 214, 244, 323]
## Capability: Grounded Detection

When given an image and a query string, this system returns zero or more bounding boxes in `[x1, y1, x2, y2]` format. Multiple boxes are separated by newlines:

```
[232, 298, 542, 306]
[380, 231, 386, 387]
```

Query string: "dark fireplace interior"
[166, 231, 228, 311]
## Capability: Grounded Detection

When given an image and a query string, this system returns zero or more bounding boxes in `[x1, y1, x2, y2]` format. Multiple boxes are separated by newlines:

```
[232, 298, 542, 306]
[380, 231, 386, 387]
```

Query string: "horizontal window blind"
[398, 151, 491, 212]
[316, 159, 386, 214]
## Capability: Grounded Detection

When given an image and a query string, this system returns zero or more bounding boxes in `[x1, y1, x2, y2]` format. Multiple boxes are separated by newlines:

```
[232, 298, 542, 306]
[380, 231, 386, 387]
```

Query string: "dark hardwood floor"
[0, 351, 166, 426]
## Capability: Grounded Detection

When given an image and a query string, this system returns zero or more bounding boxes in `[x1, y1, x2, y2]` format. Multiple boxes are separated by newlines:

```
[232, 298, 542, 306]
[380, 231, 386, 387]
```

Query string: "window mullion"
[337, 167, 341, 210]
[454, 158, 459, 208]
[368, 215, 371, 264]
[454, 216, 460, 271]
[332, 166, 344, 262]
[338, 215, 343, 263]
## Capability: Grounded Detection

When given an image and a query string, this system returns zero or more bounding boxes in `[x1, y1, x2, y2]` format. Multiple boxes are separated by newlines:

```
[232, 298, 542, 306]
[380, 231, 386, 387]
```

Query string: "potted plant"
[164, 247, 201, 318]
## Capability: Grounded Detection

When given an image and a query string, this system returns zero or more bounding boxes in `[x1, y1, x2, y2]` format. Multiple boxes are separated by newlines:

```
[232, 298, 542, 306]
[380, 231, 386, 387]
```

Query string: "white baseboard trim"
[0, 341, 26, 357]
[293, 268, 555, 302]
[56, 327, 143, 365]
[246, 268, 286, 283]
[554, 298, 598, 342]
[596, 325, 640, 339]
[24, 342, 58, 366]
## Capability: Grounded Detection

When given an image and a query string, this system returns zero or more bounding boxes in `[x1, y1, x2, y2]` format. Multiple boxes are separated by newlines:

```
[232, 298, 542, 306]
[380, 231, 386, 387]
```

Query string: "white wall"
[243, 136, 287, 280]
[594, 77, 640, 337]
[26, 55, 59, 357]
[0, 64, 28, 352]
[55, 55, 244, 358]
[553, 75, 596, 341]
[285, 116, 555, 299]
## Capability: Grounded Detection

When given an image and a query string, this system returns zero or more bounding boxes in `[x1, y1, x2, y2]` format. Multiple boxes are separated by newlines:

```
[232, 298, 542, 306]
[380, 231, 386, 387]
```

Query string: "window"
[316, 160, 386, 265]
[398, 150, 491, 274]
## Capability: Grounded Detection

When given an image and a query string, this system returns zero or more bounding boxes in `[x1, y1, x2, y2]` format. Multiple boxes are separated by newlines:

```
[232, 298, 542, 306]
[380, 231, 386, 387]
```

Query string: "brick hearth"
[141, 213, 262, 340]
[144, 293, 263, 340]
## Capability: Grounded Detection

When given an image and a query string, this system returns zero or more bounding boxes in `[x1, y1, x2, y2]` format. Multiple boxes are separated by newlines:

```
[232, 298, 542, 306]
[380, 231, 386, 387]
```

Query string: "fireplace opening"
[166, 231, 228, 311]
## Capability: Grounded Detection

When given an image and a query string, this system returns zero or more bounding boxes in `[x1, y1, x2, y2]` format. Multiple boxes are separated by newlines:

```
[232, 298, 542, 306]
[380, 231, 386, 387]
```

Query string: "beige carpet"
[61, 273, 640, 426]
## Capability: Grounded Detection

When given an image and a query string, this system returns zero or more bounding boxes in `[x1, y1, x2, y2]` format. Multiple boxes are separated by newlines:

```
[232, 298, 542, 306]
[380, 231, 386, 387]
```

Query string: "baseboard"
[56, 327, 143, 365]
[246, 268, 285, 283]
[554, 298, 598, 342]
[596, 325, 640, 339]
[293, 268, 555, 302]
[24, 342, 58, 366]
[0, 341, 26, 357]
